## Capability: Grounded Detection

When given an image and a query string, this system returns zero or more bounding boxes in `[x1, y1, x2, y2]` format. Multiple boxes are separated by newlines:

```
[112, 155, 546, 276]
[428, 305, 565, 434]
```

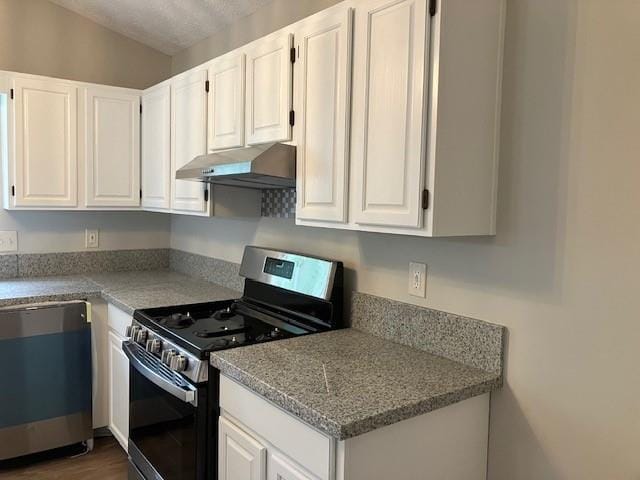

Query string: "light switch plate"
[85, 229, 99, 248]
[408, 262, 427, 298]
[0, 231, 17, 252]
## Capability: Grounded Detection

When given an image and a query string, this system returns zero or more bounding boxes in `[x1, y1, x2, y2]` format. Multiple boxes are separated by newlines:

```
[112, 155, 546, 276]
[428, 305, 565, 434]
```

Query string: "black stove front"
[125, 246, 343, 480]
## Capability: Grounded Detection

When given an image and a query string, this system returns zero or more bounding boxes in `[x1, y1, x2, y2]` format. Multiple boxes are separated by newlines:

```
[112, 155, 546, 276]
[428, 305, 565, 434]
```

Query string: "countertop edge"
[210, 351, 501, 440]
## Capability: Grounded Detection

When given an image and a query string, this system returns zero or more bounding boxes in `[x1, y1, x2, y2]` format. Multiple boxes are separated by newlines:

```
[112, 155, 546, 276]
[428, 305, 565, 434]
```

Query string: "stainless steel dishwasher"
[0, 301, 93, 461]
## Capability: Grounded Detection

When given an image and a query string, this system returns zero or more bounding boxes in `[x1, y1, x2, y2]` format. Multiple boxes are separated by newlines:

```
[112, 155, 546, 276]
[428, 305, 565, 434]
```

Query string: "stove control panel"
[129, 320, 207, 383]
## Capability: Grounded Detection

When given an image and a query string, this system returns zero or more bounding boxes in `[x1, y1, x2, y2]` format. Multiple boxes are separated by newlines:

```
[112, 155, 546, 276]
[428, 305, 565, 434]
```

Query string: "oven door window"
[129, 365, 200, 480]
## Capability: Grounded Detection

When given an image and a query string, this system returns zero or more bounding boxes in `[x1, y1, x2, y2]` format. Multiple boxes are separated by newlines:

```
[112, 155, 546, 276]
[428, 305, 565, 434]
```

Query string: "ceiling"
[48, 0, 275, 55]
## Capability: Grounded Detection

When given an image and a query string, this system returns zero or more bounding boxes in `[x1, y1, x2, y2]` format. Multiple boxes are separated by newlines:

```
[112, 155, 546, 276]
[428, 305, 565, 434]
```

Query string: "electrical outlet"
[408, 262, 427, 298]
[0, 231, 17, 252]
[85, 229, 99, 248]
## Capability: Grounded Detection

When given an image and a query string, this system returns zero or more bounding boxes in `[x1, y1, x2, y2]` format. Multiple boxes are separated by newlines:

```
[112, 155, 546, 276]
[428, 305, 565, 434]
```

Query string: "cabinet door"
[108, 331, 129, 451]
[268, 452, 316, 480]
[141, 83, 171, 210]
[350, 0, 429, 228]
[294, 7, 353, 223]
[171, 69, 209, 214]
[11, 76, 78, 207]
[245, 32, 293, 145]
[85, 87, 140, 207]
[208, 52, 245, 151]
[219, 416, 266, 480]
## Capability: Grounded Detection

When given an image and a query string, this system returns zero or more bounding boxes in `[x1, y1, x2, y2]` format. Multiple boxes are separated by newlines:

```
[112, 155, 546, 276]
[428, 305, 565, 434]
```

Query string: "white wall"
[2, 211, 169, 253]
[0, 0, 171, 89]
[170, 0, 640, 478]
[0, 0, 172, 253]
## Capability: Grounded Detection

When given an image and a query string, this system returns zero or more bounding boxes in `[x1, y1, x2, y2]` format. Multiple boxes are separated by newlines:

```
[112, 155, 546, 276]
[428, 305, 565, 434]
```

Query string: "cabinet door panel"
[268, 452, 317, 480]
[246, 32, 293, 145]
[209, 52, 245, 150]
[171, 69, 209, 214]
[85, 87, 140, 207]
[219, 417, 266, 480]
[294, 7, 353, 223]
[351, 0, 428, 227]
[12, 77, 78, 207]
[108, 331, 129, 451]
[141, 83, 171, 210]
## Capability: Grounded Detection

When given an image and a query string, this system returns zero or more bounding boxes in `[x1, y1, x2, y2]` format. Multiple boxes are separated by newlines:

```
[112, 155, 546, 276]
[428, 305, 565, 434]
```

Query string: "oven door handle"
[123, 340, 198, 407]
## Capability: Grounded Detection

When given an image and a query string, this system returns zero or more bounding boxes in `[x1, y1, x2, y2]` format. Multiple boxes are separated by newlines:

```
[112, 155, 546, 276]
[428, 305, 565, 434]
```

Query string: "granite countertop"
[0, 276, 103, 307]
[210, 328, 502, 440]
[0, 270, 240, 313]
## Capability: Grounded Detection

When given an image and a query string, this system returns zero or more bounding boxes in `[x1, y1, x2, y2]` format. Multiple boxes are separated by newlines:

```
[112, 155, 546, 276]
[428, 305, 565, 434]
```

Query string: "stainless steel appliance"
[175, 143, 296, 188]
[125, 246, 343, 480]
[0, 301, 92, 461]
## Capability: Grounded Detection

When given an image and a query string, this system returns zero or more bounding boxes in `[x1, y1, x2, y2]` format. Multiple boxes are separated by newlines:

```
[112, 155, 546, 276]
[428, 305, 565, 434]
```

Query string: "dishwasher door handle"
[123, 341, 197, 407]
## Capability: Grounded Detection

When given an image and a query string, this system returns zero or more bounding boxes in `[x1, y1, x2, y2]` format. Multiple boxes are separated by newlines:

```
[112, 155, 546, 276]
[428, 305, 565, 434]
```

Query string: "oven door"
[124, 341, 208, 480]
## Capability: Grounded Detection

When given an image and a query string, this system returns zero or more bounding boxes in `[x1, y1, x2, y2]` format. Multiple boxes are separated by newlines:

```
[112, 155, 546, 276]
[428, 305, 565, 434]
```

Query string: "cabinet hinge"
[11, 185, 15, 197]
[290, 47, 296, 64]
[139, 103, 142, 114]
[204, 188, 209, 203]
[205, 80, 210, 93]
[139, 189, 142, 199]
[9, 88, 14, 100]
[422, 189, 430, 209]
[429, 0, 437, 17]
[289, 110, 295, 126]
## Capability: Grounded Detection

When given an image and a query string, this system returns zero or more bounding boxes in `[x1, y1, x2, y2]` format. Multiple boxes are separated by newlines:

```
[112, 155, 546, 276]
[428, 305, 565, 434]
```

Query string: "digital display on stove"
[264, 257, 294, 279]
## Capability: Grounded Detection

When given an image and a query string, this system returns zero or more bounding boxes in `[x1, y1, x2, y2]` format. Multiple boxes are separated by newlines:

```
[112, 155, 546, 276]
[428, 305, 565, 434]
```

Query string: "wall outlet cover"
[85, 229, 99, 248]
[0, 231, 18, 252]
[408, 262, 427, 298]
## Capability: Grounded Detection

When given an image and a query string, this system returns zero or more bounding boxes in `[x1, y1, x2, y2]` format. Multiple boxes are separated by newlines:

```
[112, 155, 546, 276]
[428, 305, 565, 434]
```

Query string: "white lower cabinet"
[108, 330, 129, 451]
[106, 303, 131, 451]
[268, 453, 316, 480]
[219, 416, 267, 480]
[220, 374, 490, 480]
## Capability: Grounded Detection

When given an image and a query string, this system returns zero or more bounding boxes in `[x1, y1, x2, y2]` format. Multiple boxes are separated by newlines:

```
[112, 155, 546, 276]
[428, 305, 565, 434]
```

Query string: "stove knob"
[170, 355, 188, 372]
[128, 325, 140, 339]
[162, 349, 177, 365]
[146, 338, 162, 354]
[269, 328, 281, 338]
[135, 329, 148, 345]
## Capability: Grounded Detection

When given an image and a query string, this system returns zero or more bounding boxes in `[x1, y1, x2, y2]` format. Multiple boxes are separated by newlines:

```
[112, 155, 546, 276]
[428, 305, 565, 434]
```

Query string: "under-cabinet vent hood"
[175, 143, 296, 189]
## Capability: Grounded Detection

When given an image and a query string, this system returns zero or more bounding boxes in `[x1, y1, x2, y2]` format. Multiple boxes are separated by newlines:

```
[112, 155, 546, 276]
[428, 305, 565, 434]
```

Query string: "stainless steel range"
[124, 246, 343, 480]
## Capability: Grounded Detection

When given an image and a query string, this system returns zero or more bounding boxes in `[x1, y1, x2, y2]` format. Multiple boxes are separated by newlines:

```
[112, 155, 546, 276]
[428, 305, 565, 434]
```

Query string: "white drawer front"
[107, 303, 132, 337]
[220, 375, 334, 480]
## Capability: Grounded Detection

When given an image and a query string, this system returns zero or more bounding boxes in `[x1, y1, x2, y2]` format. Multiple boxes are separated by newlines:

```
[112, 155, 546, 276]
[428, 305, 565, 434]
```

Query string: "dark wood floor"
[0, 437, 128, 480]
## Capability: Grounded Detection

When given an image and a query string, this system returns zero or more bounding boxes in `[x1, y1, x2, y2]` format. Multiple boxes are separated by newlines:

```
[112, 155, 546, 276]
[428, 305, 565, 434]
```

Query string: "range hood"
[175, 143, 296, 189]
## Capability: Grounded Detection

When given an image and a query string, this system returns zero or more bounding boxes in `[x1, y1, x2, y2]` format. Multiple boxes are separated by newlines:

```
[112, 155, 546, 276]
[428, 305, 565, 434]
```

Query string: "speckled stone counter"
[210, 329, 502, 440]
[90, 270, 240, 315]
[0, 276, 102, 307]
[0, 270, 240, 313]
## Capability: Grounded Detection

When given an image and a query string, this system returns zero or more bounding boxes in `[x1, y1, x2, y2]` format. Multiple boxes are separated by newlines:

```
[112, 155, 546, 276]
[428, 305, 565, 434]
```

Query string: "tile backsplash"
[261, 189, 296, 218]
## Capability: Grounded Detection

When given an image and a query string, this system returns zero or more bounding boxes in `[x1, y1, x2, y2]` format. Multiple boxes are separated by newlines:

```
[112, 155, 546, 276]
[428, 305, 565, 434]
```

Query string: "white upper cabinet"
[170, 68, 210, 215]
[298, 0, 505, 236]
[141, 82, 171, 211]
[11, 76, 78, 207]
[84, 86, 140, 207]
[350, 0, 428, 229]
[245, 31, 293, 145]
[208, 51, 245, 151]
[293, 5, 353, 224]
